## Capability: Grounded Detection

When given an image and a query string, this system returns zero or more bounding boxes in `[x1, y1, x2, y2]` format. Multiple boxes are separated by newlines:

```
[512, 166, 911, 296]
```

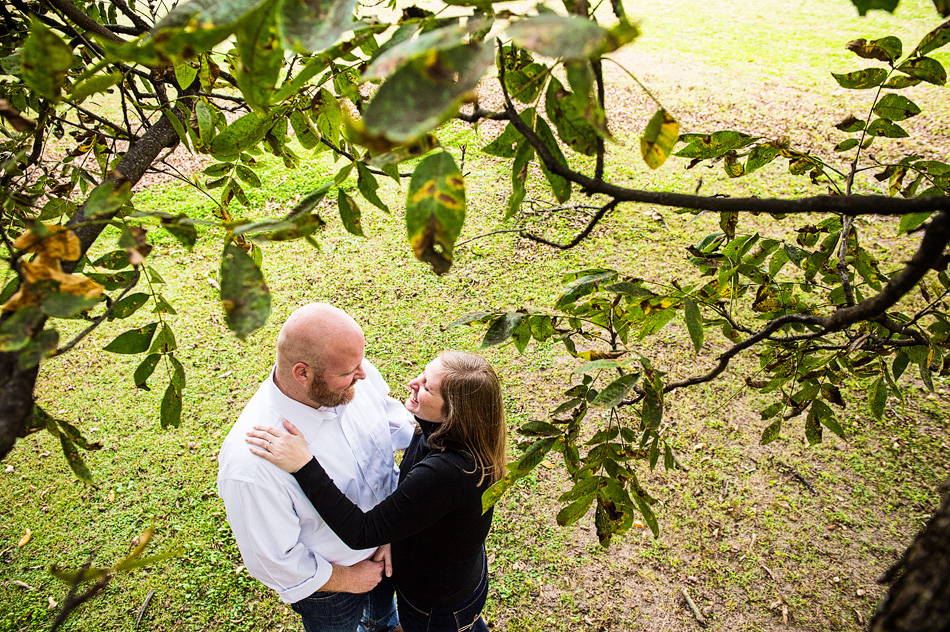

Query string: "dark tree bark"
[871, 482, 950, 632]
[0, 113, 183, 460]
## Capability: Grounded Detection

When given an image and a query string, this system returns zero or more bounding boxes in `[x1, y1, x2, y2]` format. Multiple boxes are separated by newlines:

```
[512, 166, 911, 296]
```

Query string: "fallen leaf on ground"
[17, 529, 31, 547]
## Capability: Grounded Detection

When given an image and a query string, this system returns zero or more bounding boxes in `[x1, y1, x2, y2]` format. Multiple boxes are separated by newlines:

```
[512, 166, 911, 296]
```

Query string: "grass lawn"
[1, 1, 949, 631]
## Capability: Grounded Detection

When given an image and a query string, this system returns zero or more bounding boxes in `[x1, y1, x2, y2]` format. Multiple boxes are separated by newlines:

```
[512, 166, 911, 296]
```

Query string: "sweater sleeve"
[293, 453, 465, 549]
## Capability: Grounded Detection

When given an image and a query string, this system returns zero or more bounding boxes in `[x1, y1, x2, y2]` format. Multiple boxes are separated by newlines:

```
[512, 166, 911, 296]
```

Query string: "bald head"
[275, 303, 367, 407]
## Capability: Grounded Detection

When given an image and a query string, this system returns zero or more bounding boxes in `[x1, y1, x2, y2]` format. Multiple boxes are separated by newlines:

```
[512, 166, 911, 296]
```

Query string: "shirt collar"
[266, 369, 341, 425]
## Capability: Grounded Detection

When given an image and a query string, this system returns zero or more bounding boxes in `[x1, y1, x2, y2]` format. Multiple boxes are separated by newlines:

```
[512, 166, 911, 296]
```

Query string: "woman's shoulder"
[419, 445, 478, 477]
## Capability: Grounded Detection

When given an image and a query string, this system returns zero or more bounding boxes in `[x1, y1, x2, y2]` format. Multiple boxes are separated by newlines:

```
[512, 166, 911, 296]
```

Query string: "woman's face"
[406, 358, 446, 422]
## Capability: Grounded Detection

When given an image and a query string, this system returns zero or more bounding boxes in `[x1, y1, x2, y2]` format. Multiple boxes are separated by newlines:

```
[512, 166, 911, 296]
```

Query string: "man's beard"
[307, 377, 356, 408]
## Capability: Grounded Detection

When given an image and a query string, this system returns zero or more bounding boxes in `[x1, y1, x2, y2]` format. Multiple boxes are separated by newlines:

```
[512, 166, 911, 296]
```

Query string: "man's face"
[305, 339, 367, 408]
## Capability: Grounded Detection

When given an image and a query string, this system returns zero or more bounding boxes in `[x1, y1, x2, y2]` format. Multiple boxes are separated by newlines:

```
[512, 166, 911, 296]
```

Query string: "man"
[218, 303, 414, 632]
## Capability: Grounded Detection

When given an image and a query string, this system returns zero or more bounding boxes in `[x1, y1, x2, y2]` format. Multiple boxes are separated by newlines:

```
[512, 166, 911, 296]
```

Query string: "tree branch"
[519, 200, 619, 250]
[495, 48, 950, 218]
[43, 0, 126, 44]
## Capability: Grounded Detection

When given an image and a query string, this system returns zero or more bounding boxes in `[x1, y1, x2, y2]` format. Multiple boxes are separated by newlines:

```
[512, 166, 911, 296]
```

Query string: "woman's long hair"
[427, 351, 507, 486]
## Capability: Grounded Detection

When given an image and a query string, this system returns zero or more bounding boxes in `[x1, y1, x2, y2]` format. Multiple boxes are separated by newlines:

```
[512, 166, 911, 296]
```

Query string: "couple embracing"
[217, 303, 507, 632]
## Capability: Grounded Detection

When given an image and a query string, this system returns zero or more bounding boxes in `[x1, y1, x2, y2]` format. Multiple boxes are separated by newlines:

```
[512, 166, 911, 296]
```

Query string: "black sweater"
[293, 418, 494, 608]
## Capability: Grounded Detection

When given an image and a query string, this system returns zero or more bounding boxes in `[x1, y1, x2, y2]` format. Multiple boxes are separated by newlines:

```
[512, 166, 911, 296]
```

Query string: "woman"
[246, 351, 507, 632]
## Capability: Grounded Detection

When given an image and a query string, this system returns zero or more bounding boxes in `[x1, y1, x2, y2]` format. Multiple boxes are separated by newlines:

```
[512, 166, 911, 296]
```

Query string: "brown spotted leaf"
[405, 152, 465, 274]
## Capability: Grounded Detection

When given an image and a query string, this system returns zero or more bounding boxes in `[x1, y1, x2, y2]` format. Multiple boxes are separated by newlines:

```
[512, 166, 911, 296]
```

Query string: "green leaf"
[898, 211, 933, 235]
[746, 143, 782, 173]
[534, 117, 572, 203]
[873, 94, 921, 121]
[850, 0, 899, 16]
[41, 293, 101, 318]
[19, 329, 59, 370]
[148, 323, 177, 354]
[277, 0, 358, 54]
[760, 419, 782, 445]
[907, 345, 935, 391]
[869, 376, 887, 420]
[518, 437, 557, 470]
[572, 359, 625, 374]
[92, 250, 132, 270]
[883, 74, 922, 88]
[364, 21, 483, 81]
[507, 15, 609, 60]
[134, 353, 161, 390]
[21, 18, 73, 102]
[545, 77, 600, 156]
[641, 367, 663, 430]
[481, 313, 525, 348]
[557, 495, 595, 526]
[831, 67, 888, 89]
[805, 405, 823, 445]
[161, 381, 183, 429]
[235, 165, 263, 188]
[506, 137, 533, 219]
[682, 297, 704, 353]
[675, 131, 757, 160]
[363, 42, 494, 144]
[405, 152, 466, 274]
[640, 109, 680, 169]
[174, 61, 198, 89]
[866, 118, 908, 138]
[892, 351, 910, 379]
[104, 322, 158, 354]
[289, 110, 319, 149]
[233, 1, 283, 112]
[0, 306, 43, 352]
[447, 311, 496, 328]
[846, 36, 902, 63]
[913, 22, 950, 56]
[834, 139, 860, 152]
[69, 72, 123, 104]
[591, 373, 640, 408]
[211, 110, 280, 157]
[337, 190, 365, 237]
[555, 270, 617, 309]
[84, 180, 133, 218]
[519, 420, 561, 436]
[220, 242, 271, 340]
[57, 431, 93, 483]
[633, 493, 659, 537]
[357, 163, 389, 213]
[897, 56, 947, 86]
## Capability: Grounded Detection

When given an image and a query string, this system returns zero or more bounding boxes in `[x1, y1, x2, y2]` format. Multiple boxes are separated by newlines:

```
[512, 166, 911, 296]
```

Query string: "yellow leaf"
[539, 460, 555, 469]
[640, 109, 679, 170]
[18, 529, 31, 547]
[14, 224, 81, 262]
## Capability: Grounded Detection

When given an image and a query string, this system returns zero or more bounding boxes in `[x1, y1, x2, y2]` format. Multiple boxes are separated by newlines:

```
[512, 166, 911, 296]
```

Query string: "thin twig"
[681, 588, 708, 628]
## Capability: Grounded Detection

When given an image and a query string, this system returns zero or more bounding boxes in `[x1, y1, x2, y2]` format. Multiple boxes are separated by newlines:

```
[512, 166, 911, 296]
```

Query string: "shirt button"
[375, 484, 379, 490]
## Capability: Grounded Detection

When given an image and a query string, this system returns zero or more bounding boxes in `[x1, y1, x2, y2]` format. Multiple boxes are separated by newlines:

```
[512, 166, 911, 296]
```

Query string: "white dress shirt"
[217, 360, 414, 603]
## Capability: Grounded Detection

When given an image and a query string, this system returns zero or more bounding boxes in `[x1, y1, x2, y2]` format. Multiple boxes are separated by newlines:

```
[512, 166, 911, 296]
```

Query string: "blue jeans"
[395, 557, 489, 632]
[291, 576, 399, 632]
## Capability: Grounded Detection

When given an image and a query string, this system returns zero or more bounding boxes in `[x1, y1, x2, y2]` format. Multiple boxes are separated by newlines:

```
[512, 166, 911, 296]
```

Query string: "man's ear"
[291, 362, 311, 386]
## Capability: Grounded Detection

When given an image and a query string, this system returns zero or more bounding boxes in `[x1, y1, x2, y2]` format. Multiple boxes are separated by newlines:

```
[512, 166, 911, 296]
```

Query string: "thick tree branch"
[110, 0, 151, 32]
[0, 106, 187, 460]
[496, 54, 950, 218]
[43, 0, 125, 44]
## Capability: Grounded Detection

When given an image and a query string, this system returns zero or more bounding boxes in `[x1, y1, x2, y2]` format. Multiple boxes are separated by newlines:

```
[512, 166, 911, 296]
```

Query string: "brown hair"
[427, 351, 507, 486]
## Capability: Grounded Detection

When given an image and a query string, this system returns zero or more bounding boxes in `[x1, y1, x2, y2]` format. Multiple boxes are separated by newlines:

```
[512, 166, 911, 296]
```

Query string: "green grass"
[3, 1, 950, 631]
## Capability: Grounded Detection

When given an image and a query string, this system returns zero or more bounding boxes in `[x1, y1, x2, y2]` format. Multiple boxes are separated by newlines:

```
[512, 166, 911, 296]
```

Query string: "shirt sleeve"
[292, 454, 463, 549]
[219, 477, 333, 603]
